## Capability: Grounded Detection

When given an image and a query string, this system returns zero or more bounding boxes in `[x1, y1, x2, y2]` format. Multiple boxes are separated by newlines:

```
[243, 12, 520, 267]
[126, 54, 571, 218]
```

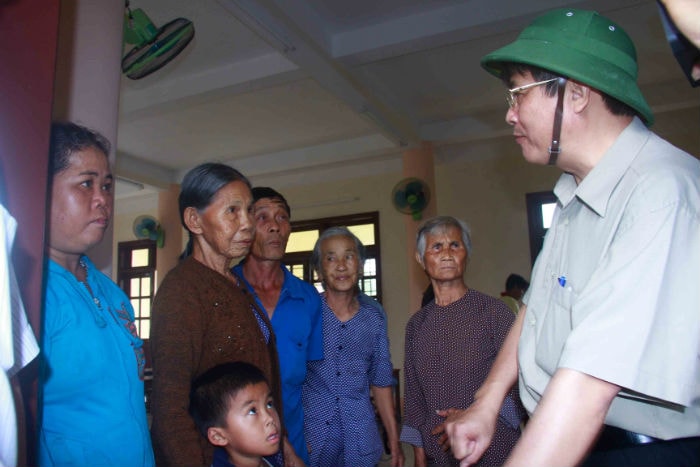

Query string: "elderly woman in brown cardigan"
[150, 163, 292, 467]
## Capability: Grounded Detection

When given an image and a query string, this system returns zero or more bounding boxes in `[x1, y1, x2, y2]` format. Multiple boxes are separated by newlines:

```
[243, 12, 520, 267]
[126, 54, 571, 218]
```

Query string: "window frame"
[525, 190, 557, 266]
[116, 239, 156, 345]
[285, 211, 383, 303]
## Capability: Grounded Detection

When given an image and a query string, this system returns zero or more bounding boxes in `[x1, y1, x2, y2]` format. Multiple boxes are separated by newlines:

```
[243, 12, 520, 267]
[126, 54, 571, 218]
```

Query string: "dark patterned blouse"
[402, 289, 525, 466]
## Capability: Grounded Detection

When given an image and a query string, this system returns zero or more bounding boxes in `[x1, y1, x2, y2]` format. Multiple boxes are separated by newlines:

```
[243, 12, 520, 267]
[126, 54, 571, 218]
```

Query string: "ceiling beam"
[216, 0, 421, 147]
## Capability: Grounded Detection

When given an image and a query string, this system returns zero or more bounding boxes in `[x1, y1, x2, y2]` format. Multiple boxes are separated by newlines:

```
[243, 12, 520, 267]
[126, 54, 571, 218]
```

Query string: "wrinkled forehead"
[426, 224, 462, 240]
[322, 234, 358, 253]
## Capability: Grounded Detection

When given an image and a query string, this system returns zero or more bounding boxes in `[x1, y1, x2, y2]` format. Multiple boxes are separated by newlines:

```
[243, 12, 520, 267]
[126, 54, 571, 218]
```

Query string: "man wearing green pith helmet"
[442, 8, 700, 467]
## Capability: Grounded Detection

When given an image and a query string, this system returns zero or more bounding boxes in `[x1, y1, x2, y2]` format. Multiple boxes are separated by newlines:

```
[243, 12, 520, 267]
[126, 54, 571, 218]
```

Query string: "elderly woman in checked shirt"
[302, 226, 404, 467]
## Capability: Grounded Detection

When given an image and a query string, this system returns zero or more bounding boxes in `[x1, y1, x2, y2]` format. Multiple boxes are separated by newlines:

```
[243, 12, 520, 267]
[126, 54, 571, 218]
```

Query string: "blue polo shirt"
[233, 264, 323, 464]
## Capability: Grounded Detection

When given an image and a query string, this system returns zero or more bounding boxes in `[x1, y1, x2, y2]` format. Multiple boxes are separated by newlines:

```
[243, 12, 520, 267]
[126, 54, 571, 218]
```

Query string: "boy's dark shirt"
[212, 447, 282, 467]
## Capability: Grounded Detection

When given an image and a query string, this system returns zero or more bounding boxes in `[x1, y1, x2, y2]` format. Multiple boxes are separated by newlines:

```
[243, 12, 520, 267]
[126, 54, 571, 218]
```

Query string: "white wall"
[112, 151, 558, 375]
[113, 117, 698, 379]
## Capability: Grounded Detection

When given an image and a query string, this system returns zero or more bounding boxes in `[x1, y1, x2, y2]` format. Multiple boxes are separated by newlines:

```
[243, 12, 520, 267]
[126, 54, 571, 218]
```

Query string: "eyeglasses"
[506, 78, 559, 108]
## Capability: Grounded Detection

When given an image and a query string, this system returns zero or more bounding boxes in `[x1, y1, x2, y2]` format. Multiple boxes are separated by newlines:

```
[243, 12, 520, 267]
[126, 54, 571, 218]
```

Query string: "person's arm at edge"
[371, 385, 405, 467]
[150, 279, 206, 466]
[413, 446, 427, 467]
[283, 437, 306, 467]
[503, 367, 619, 466]
[401, 313, 429, 466]
[444, 304, 525, 465]
[659, 0, 700, 47]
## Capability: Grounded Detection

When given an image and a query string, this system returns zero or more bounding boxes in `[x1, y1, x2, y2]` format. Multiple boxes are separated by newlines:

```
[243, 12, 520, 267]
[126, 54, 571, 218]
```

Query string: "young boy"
[189, 362, 283, 467]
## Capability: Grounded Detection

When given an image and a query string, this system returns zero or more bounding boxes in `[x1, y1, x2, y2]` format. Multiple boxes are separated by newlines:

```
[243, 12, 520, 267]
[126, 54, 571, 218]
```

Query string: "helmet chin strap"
[548, 77, 568, 165]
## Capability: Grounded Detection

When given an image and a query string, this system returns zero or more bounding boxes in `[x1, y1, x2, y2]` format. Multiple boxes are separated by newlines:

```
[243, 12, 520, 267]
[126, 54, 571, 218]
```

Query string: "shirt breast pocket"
[279, 338, 307, 385]
[535, 281, 576, 375]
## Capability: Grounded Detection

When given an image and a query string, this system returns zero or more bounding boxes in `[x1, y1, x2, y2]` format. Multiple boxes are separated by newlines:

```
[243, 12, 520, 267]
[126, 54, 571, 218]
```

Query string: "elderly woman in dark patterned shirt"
[400, 216, 525, 467]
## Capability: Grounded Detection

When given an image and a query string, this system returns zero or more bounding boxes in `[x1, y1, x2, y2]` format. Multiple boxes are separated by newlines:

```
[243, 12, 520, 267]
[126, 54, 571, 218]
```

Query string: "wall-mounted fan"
[122, 0, 195, 80]
[132, 215, 165, 248]
[391, 177, 431, 220]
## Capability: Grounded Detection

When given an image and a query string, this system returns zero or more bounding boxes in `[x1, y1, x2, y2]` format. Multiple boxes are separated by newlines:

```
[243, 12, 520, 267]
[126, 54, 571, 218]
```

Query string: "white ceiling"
[115, 0, 699, 199]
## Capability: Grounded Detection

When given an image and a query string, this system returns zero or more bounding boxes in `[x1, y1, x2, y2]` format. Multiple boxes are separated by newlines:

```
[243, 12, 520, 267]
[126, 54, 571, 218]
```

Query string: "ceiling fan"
[121, 0, 195, 80]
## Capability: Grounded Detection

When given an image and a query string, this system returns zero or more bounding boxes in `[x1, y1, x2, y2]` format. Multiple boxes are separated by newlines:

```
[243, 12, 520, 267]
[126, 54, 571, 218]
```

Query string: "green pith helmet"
[481, 8, 654, 126]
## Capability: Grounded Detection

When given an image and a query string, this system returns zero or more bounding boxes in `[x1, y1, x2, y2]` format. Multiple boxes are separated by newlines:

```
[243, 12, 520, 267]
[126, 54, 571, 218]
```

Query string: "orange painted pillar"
[53, 0, 125, 276]
[402, 142, 437, 315]
[156, 184, 183, 287]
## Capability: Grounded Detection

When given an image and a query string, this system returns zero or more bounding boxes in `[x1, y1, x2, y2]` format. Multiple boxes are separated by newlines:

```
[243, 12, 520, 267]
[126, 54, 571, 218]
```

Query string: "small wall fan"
[132, 215, 165, 248]
[391, 177, 431, 220]
[122, 1, 195, 80]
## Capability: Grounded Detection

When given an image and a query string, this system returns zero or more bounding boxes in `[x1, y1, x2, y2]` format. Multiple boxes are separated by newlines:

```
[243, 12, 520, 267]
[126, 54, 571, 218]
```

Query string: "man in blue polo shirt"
[233, 187, 323, 467]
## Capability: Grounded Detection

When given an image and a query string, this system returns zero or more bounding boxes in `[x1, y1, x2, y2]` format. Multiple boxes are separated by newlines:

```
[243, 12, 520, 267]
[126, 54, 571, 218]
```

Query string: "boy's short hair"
[189, 361, 269, 438]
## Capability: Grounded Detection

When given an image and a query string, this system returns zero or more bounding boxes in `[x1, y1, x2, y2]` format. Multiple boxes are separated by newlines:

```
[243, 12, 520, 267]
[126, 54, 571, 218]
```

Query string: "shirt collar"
[554, 117, 649, 217]
[233, 262, 307, 300]
[279, 264, 307, 299]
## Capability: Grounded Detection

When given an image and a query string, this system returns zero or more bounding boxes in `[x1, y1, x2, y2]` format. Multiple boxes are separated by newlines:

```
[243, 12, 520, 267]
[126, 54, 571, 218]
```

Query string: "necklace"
[76, 258, 107, 328]
[79, 259, 102, 309]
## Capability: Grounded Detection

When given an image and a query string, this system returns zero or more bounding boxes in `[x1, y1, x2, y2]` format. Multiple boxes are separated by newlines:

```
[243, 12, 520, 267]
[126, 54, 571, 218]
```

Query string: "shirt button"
[337, 345, 343, 350]
[341, 324, 346, 328]
[336, 371, 341, 376]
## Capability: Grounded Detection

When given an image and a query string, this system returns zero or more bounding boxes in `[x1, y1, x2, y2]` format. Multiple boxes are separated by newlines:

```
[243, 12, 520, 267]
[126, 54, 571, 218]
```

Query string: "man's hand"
[444, 401, 499, 467]
[431, 408, 461, 451]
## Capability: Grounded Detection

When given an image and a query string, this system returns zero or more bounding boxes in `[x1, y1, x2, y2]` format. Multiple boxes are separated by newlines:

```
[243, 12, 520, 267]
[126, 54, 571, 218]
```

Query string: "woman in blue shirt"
[38, 122, 154, 466]
[303, 227, 404, 467]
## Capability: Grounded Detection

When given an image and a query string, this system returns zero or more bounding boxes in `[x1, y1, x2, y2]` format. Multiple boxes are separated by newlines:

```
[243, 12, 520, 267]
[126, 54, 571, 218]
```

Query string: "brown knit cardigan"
[149, 256, 282, 467]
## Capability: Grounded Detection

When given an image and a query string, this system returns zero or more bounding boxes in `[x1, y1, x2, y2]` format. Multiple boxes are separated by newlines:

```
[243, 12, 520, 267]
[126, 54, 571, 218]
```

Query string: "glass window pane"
[287, 230, 319, 253]
[348, 224, 374, 246]
[141, 299, 151, 318]
[141, 277, 151, 296]
[314, 282, 324, 293]
[131, 248, 149, 267]
[291, 264, 305, 280]
[140, 319, 150, 339]
[363, 278, 377, 296]
[541, 203, 556, 229]
[131, 298, 140, 315]
[130, 278, 140, 297]
[363, 258, 376, 276]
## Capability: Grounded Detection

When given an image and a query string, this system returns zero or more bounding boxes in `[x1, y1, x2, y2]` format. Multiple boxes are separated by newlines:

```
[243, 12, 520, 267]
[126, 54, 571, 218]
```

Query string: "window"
[117, 240, 156, 340]
[525, 191, 557, 266]
[284, 211, 383, 303]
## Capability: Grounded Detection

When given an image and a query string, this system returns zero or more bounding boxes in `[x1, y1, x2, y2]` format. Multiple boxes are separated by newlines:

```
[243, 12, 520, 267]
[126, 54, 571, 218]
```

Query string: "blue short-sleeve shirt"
[233, 264, 323, 464]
